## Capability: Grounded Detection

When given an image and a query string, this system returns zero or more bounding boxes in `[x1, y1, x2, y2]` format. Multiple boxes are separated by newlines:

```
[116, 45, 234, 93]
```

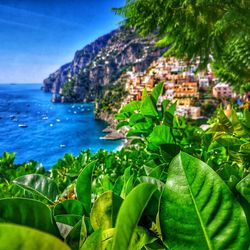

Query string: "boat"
[18, 124, 28, 128]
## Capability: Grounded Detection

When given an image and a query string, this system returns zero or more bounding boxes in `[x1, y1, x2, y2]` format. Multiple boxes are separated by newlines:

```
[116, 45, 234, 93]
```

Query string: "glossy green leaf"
[129, 226, 156, 250]
[112, 183, 157, 250]
[55, 215, 82, 227]
[236, 174, 250, 204]
[148, 125, 174, 147]
[129, 113, 145, 126]
[66, 217, 88, 250]
[161, 99, 170, 114]
[139, 176, 164, 192]
[142, 88, 148, 100]
[0, 198, 59, 236]
[141, 96, 158, 117]
[76, 161, 96, 216]
[166, 102, 176, 116]
[113, 176, 124, 196]
[80, 228, 115, 250]
[116, 121, 129, 129]
[80, 229, 102, 250]
[144, 163, 166, 179]
[119, 101, 141, 114]
[121, 174, 136, 198]
[160, 152, 250, 249]
[14, 174, 59, 203]
[90, 191, 123, 231]
[0, 223, 70, 250]
[54, 200, 84, 216]
[151, 82, 164, 104]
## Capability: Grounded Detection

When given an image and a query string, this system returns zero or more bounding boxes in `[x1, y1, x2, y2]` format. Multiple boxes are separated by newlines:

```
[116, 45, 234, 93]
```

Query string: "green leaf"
[55, 215, 82, 227]
[116, 121, 129, 129]
[236, 174, 250, 204]
[66, 217, 88, 250]
[54, 200, 84, 216]
[113, 176, 124, 196]
[112, 183, 157, 250]
[151, 82, 164, 104]
[129, 113, 145, 126]
[80, 228, 115, 250]
[0, 223, 70, 250]
[119, 101, 141, 114]
[90, 191, 123, 231]
[161, 99, 170, 114]
[80, 229, 102, 250]
[142, 88, 148, 101]
[160, 152, 250, 249]
[121, 174, 136, 198]
[0, 198, 59, 236]
[13, 174, 59, 203]
[76, 161, 96, 216]
[166, 102, 177, 116]
[240, 142, 250, 153]
[139, 176, 164, 192]
[141, 96, 158, 117]
[144, 163, 167, 179]
[148, 125, 174, 147]
[128, 226, 155, 250]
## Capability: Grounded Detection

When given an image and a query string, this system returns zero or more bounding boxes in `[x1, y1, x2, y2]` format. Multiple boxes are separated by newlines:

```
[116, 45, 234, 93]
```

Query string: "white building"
[199, 76, 209, 88]
[212, 83, 233, 98]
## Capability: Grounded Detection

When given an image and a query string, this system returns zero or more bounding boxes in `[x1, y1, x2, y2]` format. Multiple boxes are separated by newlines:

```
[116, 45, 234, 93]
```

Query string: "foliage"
[0, 152, 46, 198]
[95, 81, 128, 115]
[114, 0, 250, 86]
[1, 84, 250, 248]
[62, 79, 79, 102]
[0, 224, 70, 250]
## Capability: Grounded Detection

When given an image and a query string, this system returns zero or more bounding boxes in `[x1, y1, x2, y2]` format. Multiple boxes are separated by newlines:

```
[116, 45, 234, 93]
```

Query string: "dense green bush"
[1, 84, 250, 249]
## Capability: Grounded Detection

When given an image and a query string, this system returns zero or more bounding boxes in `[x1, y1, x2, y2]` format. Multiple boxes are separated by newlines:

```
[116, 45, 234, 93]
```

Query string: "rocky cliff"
[43, 26, 166, 102]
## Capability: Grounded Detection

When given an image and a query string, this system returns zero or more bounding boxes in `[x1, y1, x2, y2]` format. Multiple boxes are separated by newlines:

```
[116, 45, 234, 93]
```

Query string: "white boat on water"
[18, 124, 28, 128]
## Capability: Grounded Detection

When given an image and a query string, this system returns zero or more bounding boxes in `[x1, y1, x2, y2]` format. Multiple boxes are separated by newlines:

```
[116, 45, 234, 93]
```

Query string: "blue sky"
[0, 0, 125, 83]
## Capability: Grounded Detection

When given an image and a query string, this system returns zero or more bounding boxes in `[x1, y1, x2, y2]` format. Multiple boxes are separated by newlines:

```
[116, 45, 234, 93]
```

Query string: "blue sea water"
[0, 84, 122, 169]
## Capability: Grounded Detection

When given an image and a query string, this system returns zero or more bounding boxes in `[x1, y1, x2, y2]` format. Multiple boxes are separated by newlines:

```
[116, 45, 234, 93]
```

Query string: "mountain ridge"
[43, 26, 166, 102]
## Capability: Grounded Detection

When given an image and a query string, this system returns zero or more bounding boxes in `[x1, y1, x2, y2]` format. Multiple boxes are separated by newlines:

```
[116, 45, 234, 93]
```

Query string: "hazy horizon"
[0, 0, 125, 84]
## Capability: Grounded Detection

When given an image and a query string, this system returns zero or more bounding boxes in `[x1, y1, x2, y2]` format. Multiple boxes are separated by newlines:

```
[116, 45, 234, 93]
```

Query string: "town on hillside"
[120, 57, 242, 119]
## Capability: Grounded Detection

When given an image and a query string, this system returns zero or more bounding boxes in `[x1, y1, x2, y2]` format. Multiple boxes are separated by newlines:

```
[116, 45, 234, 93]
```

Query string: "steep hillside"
[43, 26, 166, 102]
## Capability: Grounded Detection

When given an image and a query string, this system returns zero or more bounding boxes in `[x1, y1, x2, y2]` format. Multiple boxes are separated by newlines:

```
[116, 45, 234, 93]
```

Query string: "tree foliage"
[114, 0, 250, 86]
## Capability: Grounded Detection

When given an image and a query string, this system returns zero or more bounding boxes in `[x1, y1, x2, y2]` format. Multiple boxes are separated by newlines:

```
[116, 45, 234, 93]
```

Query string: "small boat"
[56, 119, 61, 122]
[18, 124, 28, 128]
[50, 124, 54, 127]
[60, 144, 66, 148]
[9, 115, 16, 119]
[42, 116, 48, 120]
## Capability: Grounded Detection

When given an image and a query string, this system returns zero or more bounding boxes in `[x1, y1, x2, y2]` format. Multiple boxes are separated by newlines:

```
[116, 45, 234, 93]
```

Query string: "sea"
[0, 84, 122, 169]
